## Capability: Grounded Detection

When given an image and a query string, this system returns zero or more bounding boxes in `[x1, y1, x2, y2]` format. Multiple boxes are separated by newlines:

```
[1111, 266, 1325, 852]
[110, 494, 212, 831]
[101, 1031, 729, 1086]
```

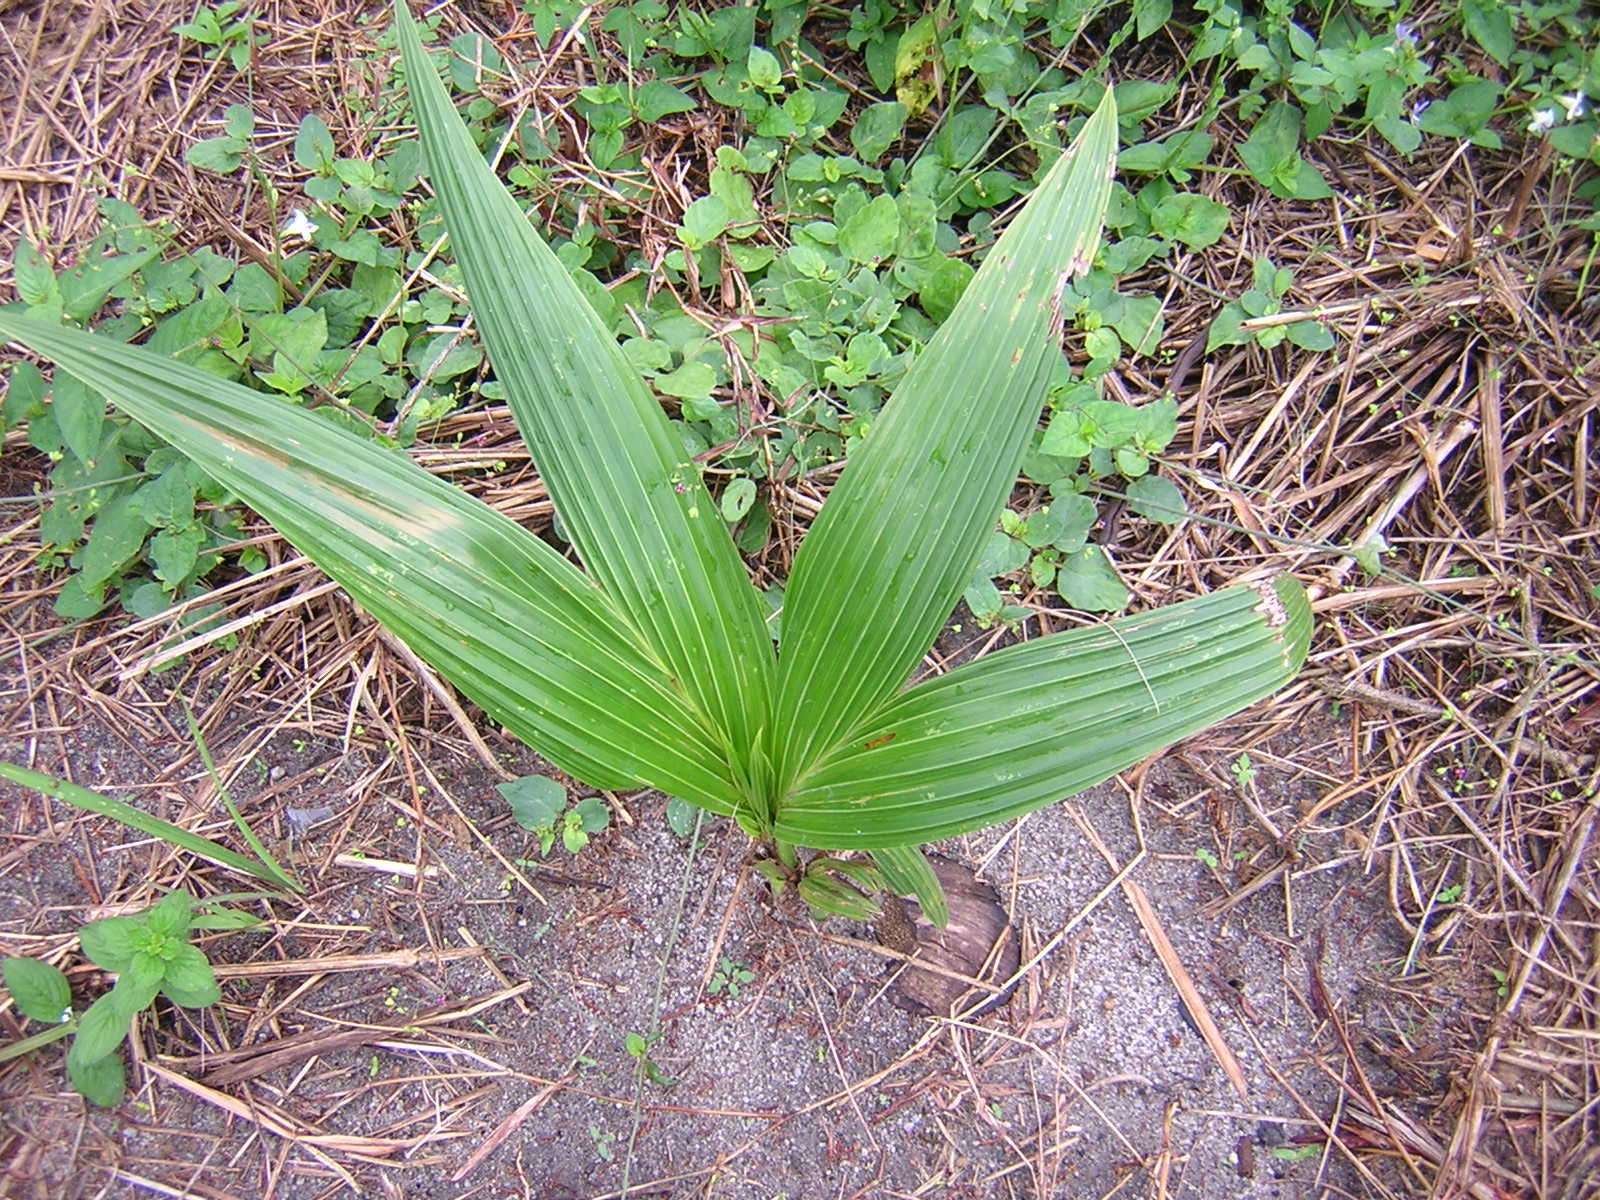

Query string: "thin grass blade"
[0, 761, 302, 892]
[0, 313, 745, 812]
[772, 91, 1119, 791]
[776, 579, 1311, 849]
[394, 3, 774, 766]
[183, 704, 297, 891]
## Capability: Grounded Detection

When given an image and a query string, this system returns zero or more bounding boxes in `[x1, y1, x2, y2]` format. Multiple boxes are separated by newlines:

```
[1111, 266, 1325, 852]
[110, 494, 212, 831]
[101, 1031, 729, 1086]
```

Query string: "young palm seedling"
[0, 2, 1310, 925]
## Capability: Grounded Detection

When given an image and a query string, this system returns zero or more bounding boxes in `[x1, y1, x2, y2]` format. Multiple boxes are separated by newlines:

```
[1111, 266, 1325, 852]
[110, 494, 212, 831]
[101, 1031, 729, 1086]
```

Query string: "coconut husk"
[874, 855, 1019, 1018]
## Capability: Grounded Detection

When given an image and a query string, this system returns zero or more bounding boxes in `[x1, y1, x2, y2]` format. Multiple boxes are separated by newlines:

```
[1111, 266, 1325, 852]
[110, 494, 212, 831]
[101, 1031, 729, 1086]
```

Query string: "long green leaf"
[776, 579, 1312, 849]
[0, 761, 301, 891]
[0, 313, 744, 812]
[393, 4, 774, 767]
[772, 91, 1119, 791]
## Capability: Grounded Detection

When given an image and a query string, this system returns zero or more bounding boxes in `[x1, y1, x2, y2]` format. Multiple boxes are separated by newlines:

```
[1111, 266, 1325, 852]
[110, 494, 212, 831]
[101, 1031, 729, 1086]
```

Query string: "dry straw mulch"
[2, 2, 1597, 1197]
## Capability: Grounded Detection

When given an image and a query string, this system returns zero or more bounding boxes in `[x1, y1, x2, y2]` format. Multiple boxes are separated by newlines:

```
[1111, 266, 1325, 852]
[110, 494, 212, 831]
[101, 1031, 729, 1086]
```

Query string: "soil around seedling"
[2, 1, 1597, 1198]
[0, 686, 1416, 1200]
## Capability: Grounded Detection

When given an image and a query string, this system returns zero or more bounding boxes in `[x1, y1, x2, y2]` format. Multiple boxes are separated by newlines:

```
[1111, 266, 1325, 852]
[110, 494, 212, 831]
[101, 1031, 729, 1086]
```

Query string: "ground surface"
[0, 676, 1415, 1199]
[2, 1, 1597, 1199]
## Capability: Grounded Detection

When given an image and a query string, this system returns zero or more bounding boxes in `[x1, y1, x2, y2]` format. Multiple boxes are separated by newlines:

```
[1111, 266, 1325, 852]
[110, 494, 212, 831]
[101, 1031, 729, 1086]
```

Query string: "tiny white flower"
[281, 208, 317, 241]
[59, 1006, 72, 1025]
[1558, 91, 1587, 120]
[1528, 108, 1557, 134]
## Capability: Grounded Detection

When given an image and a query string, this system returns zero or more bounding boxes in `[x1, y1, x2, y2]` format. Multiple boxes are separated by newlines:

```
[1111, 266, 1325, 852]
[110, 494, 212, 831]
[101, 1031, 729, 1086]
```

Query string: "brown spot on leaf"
[1250, 579, 1289, 628]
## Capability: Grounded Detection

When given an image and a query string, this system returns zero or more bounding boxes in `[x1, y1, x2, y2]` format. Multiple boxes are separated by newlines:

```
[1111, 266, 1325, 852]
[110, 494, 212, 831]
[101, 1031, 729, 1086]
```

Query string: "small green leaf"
[248, 308, 328, 378]
[1084, 326, 1120, 362]
[1047, 494, 1097, 553]
[972, 529, 1030, 578]
[3, 957, 72, 1023]
[1149, 193, 1229, 249]
[67, 993, 131, 1067]
[15, 242, 58, 307]
[1206, 302, 1250, 351]
[1285, 320, 1334, 352]
[1374, 113, 1424, 156]
[1056, 546, 1130, 612]
[145, 891, 193, 940]
[4, 361, 47, 433]
[838, 193, 900, 265]
[188, 908, 264, 932]
[68, 1044, 126, 1107]
[1238, 103, 1330, 201]
[1115, 447, 1149, 477]
[851, 101, 907, 161]
[1133, 0, 1172, 40]
[720, 476, 757, 523]
[1117, 131, 1213, 178]
[666, 796, 698, 838]
[1460, 0, 1514, 66]
[572, 796, 611, 835]
[160, 944, 221, 1009]
[1351, 536, 1387, 576]
[560, 814, 589, 854]
[1136, 402, 1181, 452]
[498, 775, 565, 832]
[1417, 79, 1503, 142]
[173, 12, 220, 43]
[1039, 409, 1091, 459]
[448, 31, 505, 92]
[680, 194, 730, 249]
[294, 114, 335, 172]
[918, 255, 974, 321]
[748, 517, 776, 564]
[186, 136, 244, 173]
[78, 916, 139, 973]
[50, 374, 107, 467]
[747, 45, 782, 91]
[107, 951, 166, 1019]
[1125, 475, 1186, 524]
[228, 263, 282, 313]
[635, 80, 696, 123]
[79, 247, 167, 305]
[1548, 121, 1597, 159]
[150, 525, 204, 586]
[963, 578, 1004, 623]
[655, 360, 718, 401]
[223, 104, 255, 139]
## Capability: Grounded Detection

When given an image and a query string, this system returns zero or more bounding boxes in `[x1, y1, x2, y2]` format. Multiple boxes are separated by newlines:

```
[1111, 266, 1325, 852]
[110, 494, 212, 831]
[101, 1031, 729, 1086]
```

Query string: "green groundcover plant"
[2, 890, 256, 1106]
[0, 2, 1311, 924]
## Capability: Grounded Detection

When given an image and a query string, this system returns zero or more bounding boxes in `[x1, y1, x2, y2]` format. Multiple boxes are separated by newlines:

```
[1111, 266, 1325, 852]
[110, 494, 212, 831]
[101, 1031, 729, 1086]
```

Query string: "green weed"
[1, 891, 259, 1107]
